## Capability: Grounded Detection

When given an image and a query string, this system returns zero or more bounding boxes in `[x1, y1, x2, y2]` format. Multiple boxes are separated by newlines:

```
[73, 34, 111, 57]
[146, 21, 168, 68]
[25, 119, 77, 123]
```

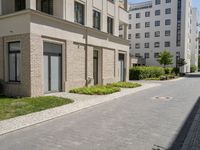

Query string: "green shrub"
[108, 82, 141, 88]
[69, 85, 120, 95]
[129, 66, 165, 80]
[190, 65, 197, 73]
[172, 67, 180, 75]
[164, 67, 173, 75]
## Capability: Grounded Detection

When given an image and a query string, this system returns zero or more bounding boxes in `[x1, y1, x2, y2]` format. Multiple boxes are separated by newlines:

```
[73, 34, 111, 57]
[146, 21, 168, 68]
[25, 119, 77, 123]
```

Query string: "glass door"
[119, 54, 125, 82]
[43, 42, 62, 93]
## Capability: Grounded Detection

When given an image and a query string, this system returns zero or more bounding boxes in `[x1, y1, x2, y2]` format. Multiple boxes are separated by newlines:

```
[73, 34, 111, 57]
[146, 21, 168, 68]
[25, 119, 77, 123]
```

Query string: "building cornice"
[0, 9, 129, 45]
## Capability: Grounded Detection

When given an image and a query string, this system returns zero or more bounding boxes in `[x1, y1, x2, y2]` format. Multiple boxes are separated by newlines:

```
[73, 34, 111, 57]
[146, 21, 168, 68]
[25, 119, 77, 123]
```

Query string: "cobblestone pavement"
[0, 76, 199, 150]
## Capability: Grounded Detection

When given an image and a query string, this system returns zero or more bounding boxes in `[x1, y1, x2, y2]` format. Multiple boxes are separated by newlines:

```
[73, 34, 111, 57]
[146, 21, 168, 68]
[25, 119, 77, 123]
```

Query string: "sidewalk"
[0, 83, 160, 136]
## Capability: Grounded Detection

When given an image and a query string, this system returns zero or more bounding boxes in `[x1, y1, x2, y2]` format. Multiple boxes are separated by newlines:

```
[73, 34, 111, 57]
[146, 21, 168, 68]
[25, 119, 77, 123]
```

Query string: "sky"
[128, 0, 200, 23]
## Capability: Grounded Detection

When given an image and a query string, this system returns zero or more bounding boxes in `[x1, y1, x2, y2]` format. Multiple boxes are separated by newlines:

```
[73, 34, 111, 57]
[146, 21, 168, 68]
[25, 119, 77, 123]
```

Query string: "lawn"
[0, 95, 73, 121]
[108, 82, 141, 88]
[69, 85, 121, 95]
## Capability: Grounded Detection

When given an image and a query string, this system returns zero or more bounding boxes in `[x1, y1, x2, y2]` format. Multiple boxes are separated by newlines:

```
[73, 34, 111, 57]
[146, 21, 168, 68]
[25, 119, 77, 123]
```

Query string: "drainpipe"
[85, 28, 88, 86]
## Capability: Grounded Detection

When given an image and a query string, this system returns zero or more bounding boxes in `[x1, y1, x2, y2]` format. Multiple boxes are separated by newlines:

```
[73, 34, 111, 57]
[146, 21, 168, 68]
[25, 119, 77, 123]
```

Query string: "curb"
[0, 83, 160, 136]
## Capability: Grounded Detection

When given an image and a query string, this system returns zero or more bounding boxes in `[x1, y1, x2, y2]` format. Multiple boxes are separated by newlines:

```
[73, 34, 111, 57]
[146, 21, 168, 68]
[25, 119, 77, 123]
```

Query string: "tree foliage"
[157, 50, 173, 68]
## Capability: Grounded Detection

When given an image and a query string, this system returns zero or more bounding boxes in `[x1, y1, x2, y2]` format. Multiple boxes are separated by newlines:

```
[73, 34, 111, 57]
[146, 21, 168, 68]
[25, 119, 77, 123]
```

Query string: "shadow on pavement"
[185, 73, 200, 78]
[168, 97, 200, 150]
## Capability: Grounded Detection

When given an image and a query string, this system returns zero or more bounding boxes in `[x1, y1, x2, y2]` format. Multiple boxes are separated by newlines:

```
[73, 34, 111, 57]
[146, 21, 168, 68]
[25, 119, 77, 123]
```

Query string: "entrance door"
[93, 50, 99, 85]
[119, 54, 125, 82]
[43, 42, 62, 93]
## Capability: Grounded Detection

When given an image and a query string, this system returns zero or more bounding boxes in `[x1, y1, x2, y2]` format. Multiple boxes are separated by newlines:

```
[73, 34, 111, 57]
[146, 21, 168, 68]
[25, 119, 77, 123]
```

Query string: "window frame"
[165, 30, 171, 36]
[107, 16, 114, 34]
[155, 20, 160, 27]
[155, 0, 161, 5]
[165, 19, 171, 26]
[15, 0, 26, 11]
[93, 10, 101, 30]
[154, 42, 160, 48]
[41, 0, 53, 15]
[155, 10, 161, 16]
[74, 1, 85, 25]
[8, 41, 21, 83]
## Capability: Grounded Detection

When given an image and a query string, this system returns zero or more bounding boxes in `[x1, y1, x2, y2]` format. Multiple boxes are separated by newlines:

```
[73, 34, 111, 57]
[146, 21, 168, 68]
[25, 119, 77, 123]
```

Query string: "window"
[135, 53, 141, 57]
[129, 14, 132, 19]
[93, 10, 101, 30]
[165, 19, 171, 25]
[136, 23, 140, 29]
[119, 25, 123, 30]
[41, 0, 53, 15]
[129, 44, 132, 49]
[155, 10, 160, 16]
[145, 32, 150, 38]
[154, 53, 160, 58]
[128, 24, 132, 29]
[75, 2, 85, 25]
[165, 41, 170, 47]
[135, 43, 140, 49]
[145, 11, 150, 17]
[128, 34, 132, 39]
[165, 8, 171, 14]
[15, 0, 26, 11]
[145, 22, 150, 28]
[144, 53, 149, 58]
[107, 17, 113, 34]
[155, 21, 160, 26]
[165, 30, 171, 36]
[144, 43, 149, 48]
[166, 0, 171, 3]
[154, 42, 160, 48]
[136, 13, 141, 18]
[155, 0, 161, 5]
[135, 33, 140, 39]
[155, 31, 160, 37]
[8, 42, 21, 82]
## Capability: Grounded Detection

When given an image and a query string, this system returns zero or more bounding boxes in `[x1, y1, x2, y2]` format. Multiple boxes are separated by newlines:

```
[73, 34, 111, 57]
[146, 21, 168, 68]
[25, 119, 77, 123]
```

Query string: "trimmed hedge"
[172, 67, 180, 75]
[130, 66, 165, 80]
[164, 67, 173, 75]
[69, 85, 120, 95]
[190, 65, 197, 73]
[108, 82, 141, 88]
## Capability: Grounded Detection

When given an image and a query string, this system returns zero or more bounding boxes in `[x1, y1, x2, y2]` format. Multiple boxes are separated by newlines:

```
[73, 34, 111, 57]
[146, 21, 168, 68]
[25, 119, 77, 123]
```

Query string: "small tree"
[177, 58, 187, 67]
[157, 50, 173, 68]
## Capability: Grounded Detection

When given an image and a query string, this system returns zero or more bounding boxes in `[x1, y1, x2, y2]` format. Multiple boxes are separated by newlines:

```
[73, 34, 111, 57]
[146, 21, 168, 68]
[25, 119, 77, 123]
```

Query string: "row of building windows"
[134, 52, 163, 59]
[134, 52, 160, 59]
[135, 51, 180, 59]
[132, 8, 171, 19]
[155, 0, 171, 5]
[130, 41, 171, 49]
[15, 0, 115, 35]
[130, 19, 171, 29]
[128, 30, 171, 39]
[74, 2, 114, 34]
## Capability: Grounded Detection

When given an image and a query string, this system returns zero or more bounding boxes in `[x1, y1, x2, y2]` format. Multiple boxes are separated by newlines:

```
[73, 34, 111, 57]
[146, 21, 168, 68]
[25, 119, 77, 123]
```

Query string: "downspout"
[2, 37, 5, 93]
[85, 28, 88, 86]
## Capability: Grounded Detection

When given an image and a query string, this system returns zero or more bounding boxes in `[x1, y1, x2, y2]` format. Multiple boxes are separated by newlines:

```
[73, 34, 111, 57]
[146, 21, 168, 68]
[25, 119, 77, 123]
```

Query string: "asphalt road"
[0, 75, 200, 150]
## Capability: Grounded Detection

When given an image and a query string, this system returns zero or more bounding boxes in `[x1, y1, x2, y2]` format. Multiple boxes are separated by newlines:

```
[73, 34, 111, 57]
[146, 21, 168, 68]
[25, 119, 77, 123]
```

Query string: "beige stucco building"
[0, 0, 129, 97]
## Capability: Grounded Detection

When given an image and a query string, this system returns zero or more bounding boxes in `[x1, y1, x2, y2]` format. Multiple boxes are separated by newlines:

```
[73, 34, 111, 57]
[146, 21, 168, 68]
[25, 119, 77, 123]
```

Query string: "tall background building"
[128, 0, 199, 72]
[190, 8, 199, 68]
